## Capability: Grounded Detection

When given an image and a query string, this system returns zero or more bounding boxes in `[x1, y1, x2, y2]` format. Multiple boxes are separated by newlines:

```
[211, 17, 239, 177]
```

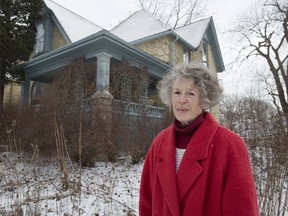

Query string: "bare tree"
[220, 94, 275, 139]
[234, 0, 288, 128]
[220, 94, 288, 215]
[138, 0, 206, 29]
[219, 94, 242, 133]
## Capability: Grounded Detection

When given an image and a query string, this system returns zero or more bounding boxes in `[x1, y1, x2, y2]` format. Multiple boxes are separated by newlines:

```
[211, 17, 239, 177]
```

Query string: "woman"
[139, 63, 259, 216]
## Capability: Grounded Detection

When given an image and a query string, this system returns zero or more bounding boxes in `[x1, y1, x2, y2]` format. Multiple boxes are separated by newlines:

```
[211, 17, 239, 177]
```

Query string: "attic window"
[202, 41, 208, 67]
[183, 48, 190, 64]
[35, 23, 45, 54]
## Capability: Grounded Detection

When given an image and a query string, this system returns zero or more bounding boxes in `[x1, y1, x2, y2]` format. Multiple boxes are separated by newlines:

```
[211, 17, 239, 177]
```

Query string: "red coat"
[139, 112, 259, 216]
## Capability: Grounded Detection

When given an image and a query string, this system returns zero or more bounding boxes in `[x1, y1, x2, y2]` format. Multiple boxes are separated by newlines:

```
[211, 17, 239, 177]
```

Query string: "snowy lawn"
[0, 152, 142, 215]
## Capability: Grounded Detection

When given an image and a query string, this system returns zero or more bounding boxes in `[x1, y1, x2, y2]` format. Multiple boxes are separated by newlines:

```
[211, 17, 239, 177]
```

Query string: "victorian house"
[15, 0, 224, 121]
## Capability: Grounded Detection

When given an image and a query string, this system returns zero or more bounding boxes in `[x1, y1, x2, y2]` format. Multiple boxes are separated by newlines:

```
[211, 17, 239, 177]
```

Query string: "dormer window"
[35, 23, 45, 54]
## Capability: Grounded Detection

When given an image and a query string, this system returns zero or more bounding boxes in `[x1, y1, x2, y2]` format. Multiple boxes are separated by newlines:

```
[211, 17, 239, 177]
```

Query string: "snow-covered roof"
[111, 10, 170, 42]
[174, 17, 211, 48]
[111, 9, 211, 49]
[43, 0, 103, 43]
[37, 4, 224, 72]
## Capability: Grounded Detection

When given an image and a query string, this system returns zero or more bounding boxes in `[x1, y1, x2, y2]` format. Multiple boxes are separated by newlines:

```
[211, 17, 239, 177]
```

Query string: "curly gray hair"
[157, 63, 223, 109]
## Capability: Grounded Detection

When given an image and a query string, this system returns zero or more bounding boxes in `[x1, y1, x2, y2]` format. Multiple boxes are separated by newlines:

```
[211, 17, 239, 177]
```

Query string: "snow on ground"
[2, 152, 286, 215]
[0, 152, 142, 215]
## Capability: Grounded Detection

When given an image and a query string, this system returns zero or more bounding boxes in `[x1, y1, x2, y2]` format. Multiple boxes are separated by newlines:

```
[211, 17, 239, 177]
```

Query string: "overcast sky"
[53, 0, 257, 96]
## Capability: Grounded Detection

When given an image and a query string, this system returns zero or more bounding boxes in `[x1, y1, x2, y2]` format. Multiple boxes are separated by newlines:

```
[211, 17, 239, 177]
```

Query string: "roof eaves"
[23, 29, 110, 66]
[207, 18, 225, 72]
[103, 30, 171, 70]
[22, 30, 171, 78]
[130, 30, 197, 51]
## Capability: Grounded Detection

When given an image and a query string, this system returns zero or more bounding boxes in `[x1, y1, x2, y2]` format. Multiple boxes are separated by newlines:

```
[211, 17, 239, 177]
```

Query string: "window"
[183, 48, 190, 63]
[31, 81, 43, 105]
[35, 23, 45, 54]
[202, 41, 208, 67]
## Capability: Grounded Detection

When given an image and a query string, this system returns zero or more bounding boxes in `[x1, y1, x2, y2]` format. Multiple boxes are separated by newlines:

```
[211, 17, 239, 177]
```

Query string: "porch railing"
[83, 98, 166, 119]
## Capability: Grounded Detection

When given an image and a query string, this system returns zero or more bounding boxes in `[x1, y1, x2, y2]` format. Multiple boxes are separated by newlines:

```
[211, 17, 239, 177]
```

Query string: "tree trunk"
[0, 71, 5, 119]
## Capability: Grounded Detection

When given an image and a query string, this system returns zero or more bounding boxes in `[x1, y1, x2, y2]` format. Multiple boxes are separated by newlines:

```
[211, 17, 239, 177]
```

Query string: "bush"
[72, 143, 98, 167]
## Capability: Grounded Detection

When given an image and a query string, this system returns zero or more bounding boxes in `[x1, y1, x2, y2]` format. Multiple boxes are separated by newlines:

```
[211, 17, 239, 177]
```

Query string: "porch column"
[95, 52, 112, 93]
[91, 52, 113, 135]
[21, 79, 30, 107]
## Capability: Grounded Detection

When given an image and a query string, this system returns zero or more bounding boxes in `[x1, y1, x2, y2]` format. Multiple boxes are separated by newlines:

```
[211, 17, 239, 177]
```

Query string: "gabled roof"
[110, 9, 209, 48]
[111, 10, 170, 42]
[111, 10, 224, 72]
[174, 17, 211, 48]
[43, 0, 103, 43]
[175, 17, 225, 71]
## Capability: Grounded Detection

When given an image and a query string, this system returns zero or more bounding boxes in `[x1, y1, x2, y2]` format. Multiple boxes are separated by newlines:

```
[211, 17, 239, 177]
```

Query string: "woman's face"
[171, 76, 203, 126]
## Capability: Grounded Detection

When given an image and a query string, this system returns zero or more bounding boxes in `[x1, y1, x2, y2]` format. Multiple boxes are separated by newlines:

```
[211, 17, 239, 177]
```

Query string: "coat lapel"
[177, 112, 219, 202]
[156, 126, 180, 216]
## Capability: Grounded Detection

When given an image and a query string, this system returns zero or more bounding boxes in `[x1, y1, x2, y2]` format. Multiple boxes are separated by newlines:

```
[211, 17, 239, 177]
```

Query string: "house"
[14, 0, 224, 121]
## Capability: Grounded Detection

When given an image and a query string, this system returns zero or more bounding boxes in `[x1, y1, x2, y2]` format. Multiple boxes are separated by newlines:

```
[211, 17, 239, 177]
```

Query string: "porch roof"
[22, 30, 171, 82]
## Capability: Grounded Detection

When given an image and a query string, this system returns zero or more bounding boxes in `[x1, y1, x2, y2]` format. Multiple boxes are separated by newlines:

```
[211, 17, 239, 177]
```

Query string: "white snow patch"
[0, 153, 142, 215]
